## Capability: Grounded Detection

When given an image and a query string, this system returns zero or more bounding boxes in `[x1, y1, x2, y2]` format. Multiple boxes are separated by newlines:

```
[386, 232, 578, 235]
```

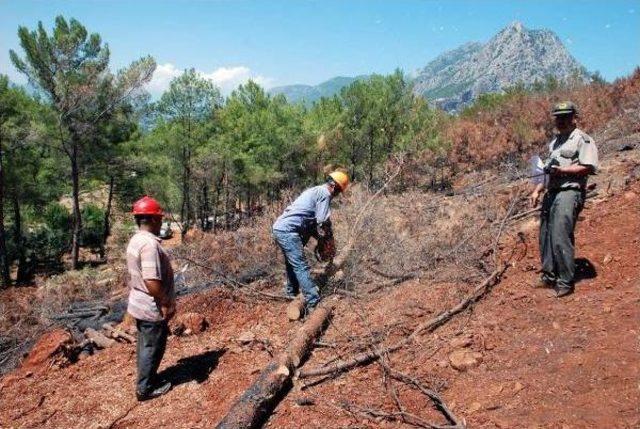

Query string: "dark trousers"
[136, 319, 168, 394]
[539, 189, 584, 290]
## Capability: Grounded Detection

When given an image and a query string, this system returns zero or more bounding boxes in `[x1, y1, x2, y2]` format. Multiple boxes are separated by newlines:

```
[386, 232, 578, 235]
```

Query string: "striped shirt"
[126, 230, 175, 322]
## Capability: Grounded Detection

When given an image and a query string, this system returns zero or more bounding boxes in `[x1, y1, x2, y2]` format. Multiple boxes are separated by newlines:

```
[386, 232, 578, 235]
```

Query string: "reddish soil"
[1, 163, 639, 428]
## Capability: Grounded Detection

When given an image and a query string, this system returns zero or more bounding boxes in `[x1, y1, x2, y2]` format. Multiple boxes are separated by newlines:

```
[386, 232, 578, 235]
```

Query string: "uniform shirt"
[547, 128, 599, 191]
[272, 185, 332, 235]
[126, 230, 175, 322]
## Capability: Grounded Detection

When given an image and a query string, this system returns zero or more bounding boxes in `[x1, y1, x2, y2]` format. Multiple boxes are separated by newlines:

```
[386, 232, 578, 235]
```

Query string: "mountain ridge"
[270, 21, 589, 111]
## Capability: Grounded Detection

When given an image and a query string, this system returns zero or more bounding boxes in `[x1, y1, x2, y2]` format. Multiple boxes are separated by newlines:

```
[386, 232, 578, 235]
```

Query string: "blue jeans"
[273, 230, 320, 309]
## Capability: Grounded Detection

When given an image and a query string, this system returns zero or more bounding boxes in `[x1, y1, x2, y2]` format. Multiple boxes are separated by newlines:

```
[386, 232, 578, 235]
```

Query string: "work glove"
[316, 220, 333, 239]
[315, 236, 336, 262]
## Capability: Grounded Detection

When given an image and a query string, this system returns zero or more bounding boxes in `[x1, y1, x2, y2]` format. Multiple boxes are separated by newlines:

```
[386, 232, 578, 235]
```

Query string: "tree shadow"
[575, 257, 597, 283]
[158, 348, 226, 387]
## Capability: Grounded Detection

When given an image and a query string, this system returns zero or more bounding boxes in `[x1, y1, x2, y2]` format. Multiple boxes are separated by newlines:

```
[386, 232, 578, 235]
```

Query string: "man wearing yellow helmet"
[272, 171, 350, 313]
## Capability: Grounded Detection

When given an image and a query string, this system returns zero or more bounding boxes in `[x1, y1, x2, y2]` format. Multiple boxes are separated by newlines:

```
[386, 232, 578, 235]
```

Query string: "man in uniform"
[272, 171, 350, 313]
[530, 102, 598, 297]
[127, 196, 176, 401]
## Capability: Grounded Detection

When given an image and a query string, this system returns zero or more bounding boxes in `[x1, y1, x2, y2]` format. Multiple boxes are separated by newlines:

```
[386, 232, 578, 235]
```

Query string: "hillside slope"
[1, 120, 639, 428]
[269, 76, 364, 105]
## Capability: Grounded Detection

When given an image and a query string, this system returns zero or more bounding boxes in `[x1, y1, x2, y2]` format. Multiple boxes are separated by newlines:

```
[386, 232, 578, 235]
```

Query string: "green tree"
[156, 69, 222, 238]
[10, 16, 156, 268]
[0, 75, 23, 286]
[217, 82, 306, 223]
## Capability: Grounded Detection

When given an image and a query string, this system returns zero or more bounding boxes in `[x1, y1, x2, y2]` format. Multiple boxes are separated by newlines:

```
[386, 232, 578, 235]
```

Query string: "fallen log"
[51, 310, 103, 321]
[298, 265, 507, 379]
[102, 323, 136, 343]
[85, 328, 116, 349]
[286, 297, 305, 321]
[215, 302, 334, 429]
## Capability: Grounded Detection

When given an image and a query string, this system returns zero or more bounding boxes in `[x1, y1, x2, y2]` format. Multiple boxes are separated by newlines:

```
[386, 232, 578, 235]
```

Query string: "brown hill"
[1, 108, 639, 428]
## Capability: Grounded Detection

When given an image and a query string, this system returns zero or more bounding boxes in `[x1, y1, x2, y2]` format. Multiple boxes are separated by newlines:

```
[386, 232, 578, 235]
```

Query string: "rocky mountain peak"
[413, 22, 587, 111]
[270, 22, 588, 112]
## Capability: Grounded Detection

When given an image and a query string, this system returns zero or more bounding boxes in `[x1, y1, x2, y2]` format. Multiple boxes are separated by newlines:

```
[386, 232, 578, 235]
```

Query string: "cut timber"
[286, 297, 305, 321]
[102, 323, 136, 343]
[215, 302, 334, 429]
[84, 328, 116, 349]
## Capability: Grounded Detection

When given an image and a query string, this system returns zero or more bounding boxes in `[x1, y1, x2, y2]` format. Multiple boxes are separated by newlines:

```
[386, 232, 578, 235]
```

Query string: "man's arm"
[141, 243, 176, 321]
[315, 194, 332, 237]
[529, 182, 545, 208]
[144, 279, 175, 320]
[551, 164, 594, 177]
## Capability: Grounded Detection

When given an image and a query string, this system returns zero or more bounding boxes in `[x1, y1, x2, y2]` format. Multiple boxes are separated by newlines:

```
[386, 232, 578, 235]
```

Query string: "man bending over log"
[272, 171, 350, 315]
[126, 196, 176, 401]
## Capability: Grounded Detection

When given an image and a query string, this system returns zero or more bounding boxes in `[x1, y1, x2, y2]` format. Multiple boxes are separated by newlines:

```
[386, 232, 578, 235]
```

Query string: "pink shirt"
[126, 230, 175, 322]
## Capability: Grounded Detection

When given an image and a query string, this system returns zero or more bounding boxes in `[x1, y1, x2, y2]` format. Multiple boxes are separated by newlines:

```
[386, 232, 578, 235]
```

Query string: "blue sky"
[1, 0, 638, 95]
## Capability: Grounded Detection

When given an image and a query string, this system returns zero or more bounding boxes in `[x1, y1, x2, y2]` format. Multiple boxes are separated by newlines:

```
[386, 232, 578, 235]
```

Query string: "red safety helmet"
[132, 196, 163, 216]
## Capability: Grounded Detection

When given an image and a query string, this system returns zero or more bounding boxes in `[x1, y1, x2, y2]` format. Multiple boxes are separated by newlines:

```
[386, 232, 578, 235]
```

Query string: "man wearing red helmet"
[127, 196, 176, 401]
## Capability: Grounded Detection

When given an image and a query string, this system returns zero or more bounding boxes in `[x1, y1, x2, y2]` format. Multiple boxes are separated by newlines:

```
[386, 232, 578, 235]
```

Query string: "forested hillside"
[1, 16, 639, 291]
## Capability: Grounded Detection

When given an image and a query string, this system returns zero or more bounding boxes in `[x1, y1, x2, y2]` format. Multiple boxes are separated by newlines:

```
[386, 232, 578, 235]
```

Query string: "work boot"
[532, 276, 554, 289]
[554, 287, 574, 298]
[136, 381, 171, 402]
[549, 287, 573, 298]
[302, 303, 317, 320]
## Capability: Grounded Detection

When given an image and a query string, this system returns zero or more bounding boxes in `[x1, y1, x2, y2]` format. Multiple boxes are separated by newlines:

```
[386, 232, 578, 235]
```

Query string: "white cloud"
[146, 63, 273, 97]
[605, 23, 611, 29]
[145, 62, 183, 95]
[0, 54, 27, 84]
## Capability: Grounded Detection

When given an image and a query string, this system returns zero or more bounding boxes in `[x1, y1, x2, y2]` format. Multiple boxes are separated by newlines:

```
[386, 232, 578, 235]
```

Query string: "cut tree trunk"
[215, 302, 334, 429]
[102, 323, 136, 343]
[286, 297, 305, 321]
[84, 328, 116, 349]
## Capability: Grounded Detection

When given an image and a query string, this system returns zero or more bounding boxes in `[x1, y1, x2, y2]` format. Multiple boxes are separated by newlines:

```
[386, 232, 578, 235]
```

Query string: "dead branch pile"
[171, 204, 285, 296]
[298, 266, 506, 379]
[331, 180, 523, 295]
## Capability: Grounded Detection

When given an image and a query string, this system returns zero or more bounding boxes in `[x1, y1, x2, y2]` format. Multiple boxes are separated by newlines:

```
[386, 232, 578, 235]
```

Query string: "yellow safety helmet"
[328, 171, 350, 192]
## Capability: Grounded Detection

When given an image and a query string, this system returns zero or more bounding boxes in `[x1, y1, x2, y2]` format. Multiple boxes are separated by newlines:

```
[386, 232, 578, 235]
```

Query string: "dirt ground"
[1, 171, 639, 428]
[2, 135, 640, 428]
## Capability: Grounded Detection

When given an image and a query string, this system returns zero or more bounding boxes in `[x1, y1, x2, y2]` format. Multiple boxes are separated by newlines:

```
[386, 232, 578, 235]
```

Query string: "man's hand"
[529, 191, 540, 208]
[529, 183, 544, 208]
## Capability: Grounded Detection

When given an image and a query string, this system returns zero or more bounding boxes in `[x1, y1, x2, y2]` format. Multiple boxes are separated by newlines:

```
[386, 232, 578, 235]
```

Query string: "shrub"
[80, 204, 106, 255]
